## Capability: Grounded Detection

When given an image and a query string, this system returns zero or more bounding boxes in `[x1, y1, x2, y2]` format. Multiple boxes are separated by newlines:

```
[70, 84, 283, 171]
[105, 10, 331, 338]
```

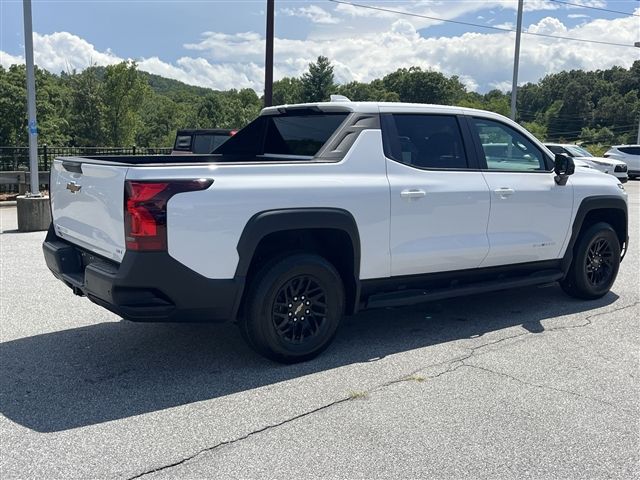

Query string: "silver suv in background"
[604, 145, 640, 179]
[545, 143, 628, 183]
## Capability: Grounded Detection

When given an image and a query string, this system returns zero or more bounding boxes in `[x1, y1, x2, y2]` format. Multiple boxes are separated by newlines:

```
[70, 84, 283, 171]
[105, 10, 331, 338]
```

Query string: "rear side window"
[174, 135, 192, 151]
[382, 114, 469, 169]
[264, 114, 347, 156]
[619, 147, 640, 155]
[215, 112, 348, 159]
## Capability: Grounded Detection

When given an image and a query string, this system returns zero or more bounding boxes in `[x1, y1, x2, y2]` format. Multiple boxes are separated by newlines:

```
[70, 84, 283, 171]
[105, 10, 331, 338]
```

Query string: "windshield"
[565, 145, 593, 157]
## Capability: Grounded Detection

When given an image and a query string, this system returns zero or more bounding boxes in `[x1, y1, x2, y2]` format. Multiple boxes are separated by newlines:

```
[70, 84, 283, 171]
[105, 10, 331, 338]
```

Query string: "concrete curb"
[0, 201, 17, 208]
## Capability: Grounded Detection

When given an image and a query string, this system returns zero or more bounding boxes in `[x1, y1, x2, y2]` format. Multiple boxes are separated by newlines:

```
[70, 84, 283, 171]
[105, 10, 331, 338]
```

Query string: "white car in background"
[545, 143, 628, 183]
[604, 145, 640, 180]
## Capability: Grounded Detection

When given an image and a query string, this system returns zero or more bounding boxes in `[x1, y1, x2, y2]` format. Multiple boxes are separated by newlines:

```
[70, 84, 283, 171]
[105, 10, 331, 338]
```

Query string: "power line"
[547, 0, 640, 18]
[328, 0, 637, 48]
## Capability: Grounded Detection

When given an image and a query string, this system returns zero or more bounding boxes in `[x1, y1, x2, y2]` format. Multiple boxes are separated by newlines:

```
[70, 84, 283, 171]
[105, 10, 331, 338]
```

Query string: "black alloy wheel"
[272, 275, 327, 344]
[241, 253, 345, 363]
[560, 222, 621, 300]
[585, 237, 614, 288]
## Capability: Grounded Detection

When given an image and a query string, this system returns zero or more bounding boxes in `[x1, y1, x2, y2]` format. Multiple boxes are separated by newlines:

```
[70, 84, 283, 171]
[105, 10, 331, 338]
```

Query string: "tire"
[240, 253, 345, 363]
[560, 222, 621, 300]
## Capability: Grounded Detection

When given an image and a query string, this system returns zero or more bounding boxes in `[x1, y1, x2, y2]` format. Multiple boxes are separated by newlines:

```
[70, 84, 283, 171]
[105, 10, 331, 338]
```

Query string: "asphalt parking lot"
[1, 182, 639, 480]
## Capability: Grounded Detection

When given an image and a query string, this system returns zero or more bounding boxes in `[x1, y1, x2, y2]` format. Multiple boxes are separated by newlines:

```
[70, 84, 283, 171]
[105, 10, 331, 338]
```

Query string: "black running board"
[365, 270, 564, 309]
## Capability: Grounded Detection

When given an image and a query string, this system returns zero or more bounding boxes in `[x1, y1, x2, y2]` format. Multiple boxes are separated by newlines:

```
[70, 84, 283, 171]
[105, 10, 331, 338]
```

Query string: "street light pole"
[22, 0, 40, 196]
[264, 0, 274, 107]
[510, 0, 524, 121]
[635, 43, 640, 144]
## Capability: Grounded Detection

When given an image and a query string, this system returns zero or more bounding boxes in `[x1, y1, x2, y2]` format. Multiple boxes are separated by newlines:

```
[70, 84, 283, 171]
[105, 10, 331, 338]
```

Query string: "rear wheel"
[240, 254, 344, 363]
[560, 222, 620, 299]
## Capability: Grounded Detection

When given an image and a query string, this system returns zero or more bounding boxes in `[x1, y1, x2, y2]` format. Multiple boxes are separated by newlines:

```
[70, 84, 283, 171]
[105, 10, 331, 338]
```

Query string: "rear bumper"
[42, 226, 243, 322]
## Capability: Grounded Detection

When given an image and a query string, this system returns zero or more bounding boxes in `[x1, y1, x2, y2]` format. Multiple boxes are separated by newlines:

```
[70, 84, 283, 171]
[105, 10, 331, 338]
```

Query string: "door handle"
[493, 187, 514, 198]
[400, 189, 426, 199]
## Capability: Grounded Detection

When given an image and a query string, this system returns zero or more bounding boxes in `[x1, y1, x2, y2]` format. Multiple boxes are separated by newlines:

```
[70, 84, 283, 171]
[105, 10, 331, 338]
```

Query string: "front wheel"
[560, 222, 621, 299]
[240, 254, 345, 363]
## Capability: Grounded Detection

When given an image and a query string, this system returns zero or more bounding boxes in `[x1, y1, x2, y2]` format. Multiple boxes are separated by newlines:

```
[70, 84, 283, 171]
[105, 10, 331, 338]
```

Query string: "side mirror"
[554, 154, 575, 185]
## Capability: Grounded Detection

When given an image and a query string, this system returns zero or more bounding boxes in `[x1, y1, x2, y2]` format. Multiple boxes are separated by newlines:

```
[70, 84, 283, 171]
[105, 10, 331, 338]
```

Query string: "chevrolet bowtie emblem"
[66, 181, 82, 193]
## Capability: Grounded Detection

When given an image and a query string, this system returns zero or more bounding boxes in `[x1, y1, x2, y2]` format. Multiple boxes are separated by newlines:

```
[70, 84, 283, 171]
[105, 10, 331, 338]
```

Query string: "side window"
[619, 147, 640, 155]
[216, 112, 348, 159]
[263, 113, 348, 157]
[383, 114, 469, 169]
[472, 118, 547, 171]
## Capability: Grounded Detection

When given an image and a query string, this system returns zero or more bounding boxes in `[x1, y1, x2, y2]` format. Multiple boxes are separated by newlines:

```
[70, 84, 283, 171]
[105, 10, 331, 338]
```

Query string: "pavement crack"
[126, 397, 351, 479]
[126, 301, 638, 478]
[365, 301, 639, 406]
[546, 301, 640, 333]
[462, 363, 630, 413]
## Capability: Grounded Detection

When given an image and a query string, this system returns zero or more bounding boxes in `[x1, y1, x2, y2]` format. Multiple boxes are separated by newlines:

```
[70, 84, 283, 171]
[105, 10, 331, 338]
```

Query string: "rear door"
[467, 116, 573, 267]
[50, 158, 128, 262]
[383, 112, 491, 275]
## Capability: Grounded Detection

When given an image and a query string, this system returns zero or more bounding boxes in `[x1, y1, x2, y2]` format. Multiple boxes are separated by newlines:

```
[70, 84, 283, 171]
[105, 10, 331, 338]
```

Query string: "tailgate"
[50, 158, 128, 262]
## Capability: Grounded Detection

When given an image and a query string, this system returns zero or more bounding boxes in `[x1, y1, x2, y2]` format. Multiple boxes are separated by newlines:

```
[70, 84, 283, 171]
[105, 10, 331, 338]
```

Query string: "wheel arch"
[235, 208, 361, 315]
[562, 195, 628, 273]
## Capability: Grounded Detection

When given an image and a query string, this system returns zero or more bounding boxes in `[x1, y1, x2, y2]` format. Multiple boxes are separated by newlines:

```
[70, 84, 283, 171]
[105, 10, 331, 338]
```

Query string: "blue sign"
[28, 120, 38, 135]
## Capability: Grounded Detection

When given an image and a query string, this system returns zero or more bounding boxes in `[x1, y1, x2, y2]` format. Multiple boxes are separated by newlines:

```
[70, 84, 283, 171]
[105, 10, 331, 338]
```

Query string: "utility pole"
[23, 0, 40, 197]
[510, 0, 524, 121]
[264, 0, 274, 107]
[635, 43, 640, 144]
[17, 0, 50, 232]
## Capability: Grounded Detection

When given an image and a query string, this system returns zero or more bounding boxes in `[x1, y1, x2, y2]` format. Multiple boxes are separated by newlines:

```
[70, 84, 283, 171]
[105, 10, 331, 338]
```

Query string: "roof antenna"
[330, 95, 351, 102]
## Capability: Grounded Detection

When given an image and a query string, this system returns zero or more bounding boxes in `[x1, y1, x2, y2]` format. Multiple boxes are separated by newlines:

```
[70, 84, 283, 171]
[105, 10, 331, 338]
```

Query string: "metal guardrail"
[0, 146, 172, 193]
[0, 145, 172, 172]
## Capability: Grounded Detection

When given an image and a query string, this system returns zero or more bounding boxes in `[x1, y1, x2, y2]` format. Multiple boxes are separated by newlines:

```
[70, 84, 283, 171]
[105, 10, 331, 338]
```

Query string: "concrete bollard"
[16, 195, 51, 232]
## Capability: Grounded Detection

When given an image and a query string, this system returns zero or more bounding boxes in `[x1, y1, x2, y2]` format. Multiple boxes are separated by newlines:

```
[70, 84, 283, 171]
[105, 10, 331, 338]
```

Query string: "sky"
[1, 0, 639, 93]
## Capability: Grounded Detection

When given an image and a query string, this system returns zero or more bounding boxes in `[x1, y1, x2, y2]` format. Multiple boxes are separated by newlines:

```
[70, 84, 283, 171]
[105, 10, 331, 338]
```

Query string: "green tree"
[68, 66, 104, 146]
[382, 67, 467, 105]
[195, 93, 224, 128]
[273, 77, 303, 105]
[0, 65, 27, 145]
[102, 61, 148, 146]
[136, 95, 180, 147]
[522, 121, 547, 141]
[301, 56, 336, 102]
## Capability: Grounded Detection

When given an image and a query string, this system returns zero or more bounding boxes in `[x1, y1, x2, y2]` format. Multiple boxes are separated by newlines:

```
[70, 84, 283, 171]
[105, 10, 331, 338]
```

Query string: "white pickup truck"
[44, 99, 629, 362]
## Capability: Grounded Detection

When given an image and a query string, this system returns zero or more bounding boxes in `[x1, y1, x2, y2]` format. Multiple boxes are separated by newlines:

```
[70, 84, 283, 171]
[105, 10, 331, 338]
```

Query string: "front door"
[383, 112, 491, 276]
[468, 117, 573, 267]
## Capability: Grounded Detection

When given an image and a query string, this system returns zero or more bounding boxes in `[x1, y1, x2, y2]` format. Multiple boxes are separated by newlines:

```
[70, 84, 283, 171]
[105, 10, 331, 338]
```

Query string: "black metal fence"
[0, 145, 173, 172]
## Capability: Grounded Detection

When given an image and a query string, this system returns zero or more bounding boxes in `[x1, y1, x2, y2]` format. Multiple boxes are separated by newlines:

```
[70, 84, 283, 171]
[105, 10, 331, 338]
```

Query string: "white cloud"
[0, 51, 23, 68]
[38, 32, 121, 72]
[1, 7, 638, 94]
[281, 5, 341, 24]
[568, 14, 590, 19]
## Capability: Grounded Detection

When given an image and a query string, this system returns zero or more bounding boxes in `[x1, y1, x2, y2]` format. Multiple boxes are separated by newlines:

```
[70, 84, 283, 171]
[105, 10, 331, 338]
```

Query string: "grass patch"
[348, 391, 368, 400]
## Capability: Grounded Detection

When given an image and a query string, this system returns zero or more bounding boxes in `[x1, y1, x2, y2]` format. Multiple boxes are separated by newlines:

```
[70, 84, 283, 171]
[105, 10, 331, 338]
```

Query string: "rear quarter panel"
[125, 130, 391, 280]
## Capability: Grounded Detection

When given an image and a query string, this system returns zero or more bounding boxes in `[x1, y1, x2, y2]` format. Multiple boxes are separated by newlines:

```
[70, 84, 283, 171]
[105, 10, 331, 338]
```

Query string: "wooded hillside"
[1, 57, 638, 150]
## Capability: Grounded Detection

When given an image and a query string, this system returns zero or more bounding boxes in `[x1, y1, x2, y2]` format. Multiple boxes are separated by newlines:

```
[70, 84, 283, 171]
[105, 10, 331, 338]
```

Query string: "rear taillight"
[124, 179, 212, 251]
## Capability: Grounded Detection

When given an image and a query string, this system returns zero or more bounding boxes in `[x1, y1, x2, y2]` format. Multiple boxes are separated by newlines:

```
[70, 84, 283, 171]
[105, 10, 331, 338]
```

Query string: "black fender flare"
[561, 195, 628, 272]
[234, 208, 362, 313]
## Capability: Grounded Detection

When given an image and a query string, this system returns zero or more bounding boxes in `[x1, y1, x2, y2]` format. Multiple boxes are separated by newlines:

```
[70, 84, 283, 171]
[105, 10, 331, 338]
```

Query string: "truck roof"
[261, 100, 515, 123]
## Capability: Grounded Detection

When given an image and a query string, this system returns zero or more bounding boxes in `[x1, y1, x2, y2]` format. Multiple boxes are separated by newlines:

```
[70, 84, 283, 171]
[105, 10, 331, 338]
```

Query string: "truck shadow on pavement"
[0, 284, 619, 432]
